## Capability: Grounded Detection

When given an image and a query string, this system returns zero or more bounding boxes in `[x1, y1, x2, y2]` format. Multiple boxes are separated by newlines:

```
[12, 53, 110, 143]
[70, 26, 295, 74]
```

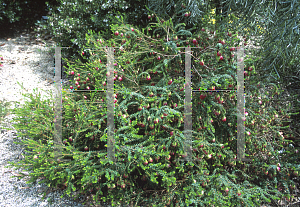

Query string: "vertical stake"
[107, 47, 115, 162]
[237, 47, 247, 161]
[183, 47, 193, 162]
[54, 47, 63, 161]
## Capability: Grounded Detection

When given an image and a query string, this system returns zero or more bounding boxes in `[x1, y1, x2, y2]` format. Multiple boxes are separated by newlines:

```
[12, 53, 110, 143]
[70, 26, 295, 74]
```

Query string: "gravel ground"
[0, 30, 131, 207]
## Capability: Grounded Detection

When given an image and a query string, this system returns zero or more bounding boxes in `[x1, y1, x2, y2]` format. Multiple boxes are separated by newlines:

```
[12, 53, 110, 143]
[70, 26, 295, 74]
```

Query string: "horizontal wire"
[194, 90, 237, 92]
[65, 90, 106, 92]
[63, 89, 239, 93]
[52, 46, 258, 49]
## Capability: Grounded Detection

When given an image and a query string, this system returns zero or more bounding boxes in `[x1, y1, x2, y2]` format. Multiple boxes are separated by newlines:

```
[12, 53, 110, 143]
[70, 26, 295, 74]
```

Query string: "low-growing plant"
[4, 83, 56, 142]
[0, 98, 13, 128]
[5, 12, 300, 207]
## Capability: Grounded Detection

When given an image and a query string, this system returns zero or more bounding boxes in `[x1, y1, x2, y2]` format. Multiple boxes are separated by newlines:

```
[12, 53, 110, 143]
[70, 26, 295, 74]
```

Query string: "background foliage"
[220, 0, 300, 149]
[0, 0, 60, 37]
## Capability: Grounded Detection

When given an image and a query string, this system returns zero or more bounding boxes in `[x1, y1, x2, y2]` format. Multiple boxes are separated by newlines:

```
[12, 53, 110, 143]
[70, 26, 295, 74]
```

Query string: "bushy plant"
[5, 83, 56, 143]
[5, 12, 300, 207]
[37, 0, 212, 72]
[0, 98, 13, 128]
[39, 0, 152, 67]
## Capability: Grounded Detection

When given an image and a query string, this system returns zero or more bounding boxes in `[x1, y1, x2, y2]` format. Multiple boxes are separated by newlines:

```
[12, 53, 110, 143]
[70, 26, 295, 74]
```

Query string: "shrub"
[0, 98, 13, 128]
[39, 0, 154, 68]
[37, 0, 209, 73]
[6, 12, 300, 207]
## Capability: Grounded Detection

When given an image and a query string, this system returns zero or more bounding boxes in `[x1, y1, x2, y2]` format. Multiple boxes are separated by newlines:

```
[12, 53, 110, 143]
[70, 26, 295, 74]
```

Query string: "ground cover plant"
[4, 9, 300, 207]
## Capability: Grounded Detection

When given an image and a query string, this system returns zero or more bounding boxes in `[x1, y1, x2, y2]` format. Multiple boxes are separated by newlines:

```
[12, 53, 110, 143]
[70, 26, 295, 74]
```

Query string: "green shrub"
[5, 12, 300, 207]
[38, 0, 151, 67]
[37, 0, 209, 73]
[0, 98, 13, 128]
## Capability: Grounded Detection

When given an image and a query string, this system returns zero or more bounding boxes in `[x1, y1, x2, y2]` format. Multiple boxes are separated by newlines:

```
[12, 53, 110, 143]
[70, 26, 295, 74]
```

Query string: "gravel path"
[0, 30, 130, 207]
